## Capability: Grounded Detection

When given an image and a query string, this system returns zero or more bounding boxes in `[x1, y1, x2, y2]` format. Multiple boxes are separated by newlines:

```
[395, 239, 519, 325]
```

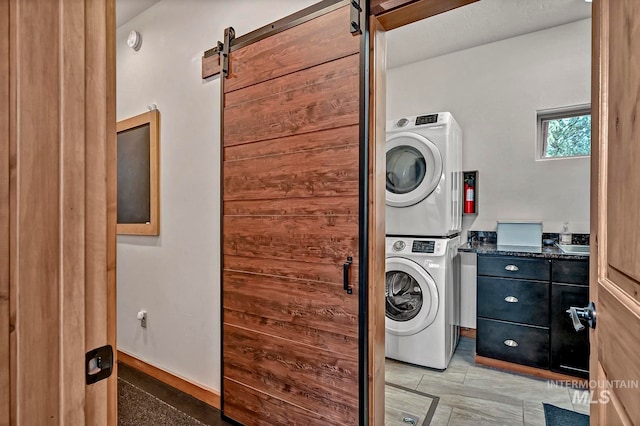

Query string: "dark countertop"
[458, 242, 589, 260]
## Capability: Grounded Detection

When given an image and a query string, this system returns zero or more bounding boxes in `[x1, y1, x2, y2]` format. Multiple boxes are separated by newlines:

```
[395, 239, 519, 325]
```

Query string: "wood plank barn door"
[220, 1, 370, 424]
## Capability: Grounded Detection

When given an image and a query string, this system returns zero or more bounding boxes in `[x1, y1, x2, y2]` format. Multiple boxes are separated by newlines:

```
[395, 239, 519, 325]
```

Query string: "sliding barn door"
[221, 2, 368, 424]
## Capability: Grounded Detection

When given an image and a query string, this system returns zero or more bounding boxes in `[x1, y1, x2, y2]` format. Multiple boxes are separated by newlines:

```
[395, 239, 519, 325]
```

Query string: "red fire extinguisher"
[464, 177, 475, 214]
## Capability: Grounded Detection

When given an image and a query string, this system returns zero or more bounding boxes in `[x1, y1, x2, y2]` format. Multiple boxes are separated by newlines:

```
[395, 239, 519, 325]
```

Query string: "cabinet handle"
[504, 265, 519, 272]
[504, 296, 519, 303]
[503, 339, 519, 348]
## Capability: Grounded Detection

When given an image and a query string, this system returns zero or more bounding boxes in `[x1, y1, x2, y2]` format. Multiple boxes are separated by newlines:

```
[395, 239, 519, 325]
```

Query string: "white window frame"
[536, 104, 592, 161]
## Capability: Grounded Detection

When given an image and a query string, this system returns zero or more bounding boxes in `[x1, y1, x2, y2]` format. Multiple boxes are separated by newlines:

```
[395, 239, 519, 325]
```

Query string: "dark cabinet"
[552, 259, 589, 285]
[476, 255, 551, 368]
[550, 277, 590, 379]
[476, 254, 589, 377]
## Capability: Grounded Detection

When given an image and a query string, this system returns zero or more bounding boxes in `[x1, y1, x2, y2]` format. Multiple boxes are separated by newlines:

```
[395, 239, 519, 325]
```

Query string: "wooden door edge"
[107, 0, 118, 422]
[590, 0, 608, 422]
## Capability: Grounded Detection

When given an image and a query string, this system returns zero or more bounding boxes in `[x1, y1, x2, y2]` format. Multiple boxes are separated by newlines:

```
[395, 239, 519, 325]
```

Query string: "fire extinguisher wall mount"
[463, 171, 478, 215]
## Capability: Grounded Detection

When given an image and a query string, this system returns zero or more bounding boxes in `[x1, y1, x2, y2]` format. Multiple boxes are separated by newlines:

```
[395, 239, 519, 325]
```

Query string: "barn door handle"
[343, 256, 353, 295]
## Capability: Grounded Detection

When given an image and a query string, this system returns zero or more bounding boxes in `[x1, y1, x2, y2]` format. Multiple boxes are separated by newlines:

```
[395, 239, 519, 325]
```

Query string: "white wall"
[388, 19, 592, 237]
[116, 0, 316, 392]
[117, 4, 592, 385]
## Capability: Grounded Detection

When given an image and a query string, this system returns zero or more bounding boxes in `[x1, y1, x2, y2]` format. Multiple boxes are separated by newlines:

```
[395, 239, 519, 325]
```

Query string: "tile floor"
[385, 337, 590, 426]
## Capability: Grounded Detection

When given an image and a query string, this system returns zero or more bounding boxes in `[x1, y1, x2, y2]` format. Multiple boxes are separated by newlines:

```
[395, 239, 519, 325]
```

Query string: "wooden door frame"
[365, 1, 479, 424]
[0, 1, 9, 423]
[590, 0, 606, 422]
[370, 0, 478, 30]
[368, 14, 387, 426]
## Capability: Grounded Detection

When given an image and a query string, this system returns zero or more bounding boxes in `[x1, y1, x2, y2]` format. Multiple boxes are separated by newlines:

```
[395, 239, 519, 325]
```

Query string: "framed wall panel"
[116, 109, 160, 235]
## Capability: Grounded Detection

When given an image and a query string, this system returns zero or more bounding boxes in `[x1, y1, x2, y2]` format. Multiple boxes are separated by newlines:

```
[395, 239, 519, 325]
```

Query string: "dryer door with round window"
[386, 132, 443, 207]
[385, 257, 439, 336]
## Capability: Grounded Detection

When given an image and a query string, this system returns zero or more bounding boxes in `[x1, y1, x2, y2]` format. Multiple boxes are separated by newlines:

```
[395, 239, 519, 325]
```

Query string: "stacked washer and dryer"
[385, 112, 463, 370]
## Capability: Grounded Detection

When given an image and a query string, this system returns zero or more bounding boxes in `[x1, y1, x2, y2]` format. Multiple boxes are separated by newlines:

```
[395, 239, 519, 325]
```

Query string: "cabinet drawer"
[478, 255, 550, 281]
[477, 277, 549, 326]
[552, 259, 589, 286]
[477, 318, 549, 369]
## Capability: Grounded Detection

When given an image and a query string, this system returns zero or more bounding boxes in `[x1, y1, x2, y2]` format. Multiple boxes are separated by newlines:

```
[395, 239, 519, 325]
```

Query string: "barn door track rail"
[201, 0, 356, 80]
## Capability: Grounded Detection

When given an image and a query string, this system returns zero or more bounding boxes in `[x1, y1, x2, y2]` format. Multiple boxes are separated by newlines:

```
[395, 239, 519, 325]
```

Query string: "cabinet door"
[551, 259, 589, 285]
[550, 283, 589, 378]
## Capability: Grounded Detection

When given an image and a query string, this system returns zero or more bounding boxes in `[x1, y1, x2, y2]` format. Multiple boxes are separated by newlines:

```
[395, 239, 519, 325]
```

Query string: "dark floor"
[118, 363, 232, 426]
[119, 338, 589, 425]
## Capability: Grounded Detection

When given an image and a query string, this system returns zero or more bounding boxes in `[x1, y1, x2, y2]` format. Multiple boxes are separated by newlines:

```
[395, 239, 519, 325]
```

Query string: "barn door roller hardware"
[203, 41, 223, 60]
[202, 26, 235, 77]
[222, 27, 235, 77]
[350, 0, 362, 35]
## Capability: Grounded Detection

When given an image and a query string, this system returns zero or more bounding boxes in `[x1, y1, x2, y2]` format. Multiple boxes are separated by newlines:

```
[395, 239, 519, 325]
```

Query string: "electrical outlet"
[137, 310, 147, 328]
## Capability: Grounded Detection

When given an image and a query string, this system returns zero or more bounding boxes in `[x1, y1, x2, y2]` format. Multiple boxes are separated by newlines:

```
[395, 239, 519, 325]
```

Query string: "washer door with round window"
[385, 257, 439, 336]
[386, 132, 443, 207]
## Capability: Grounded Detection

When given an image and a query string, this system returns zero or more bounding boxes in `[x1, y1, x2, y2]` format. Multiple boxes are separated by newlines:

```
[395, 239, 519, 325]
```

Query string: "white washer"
[386, 112, 462, 237]
[385, 236, 460, 369]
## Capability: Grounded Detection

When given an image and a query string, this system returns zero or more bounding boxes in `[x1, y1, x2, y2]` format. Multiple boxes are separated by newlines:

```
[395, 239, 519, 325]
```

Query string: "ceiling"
[386, 0, 592, 69]
[116, 0, 160, 28]
[115, 0, 591, 67]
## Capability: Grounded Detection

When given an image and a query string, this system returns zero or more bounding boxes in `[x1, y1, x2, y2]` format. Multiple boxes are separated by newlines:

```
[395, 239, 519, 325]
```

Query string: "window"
[538, 106, 591, 159]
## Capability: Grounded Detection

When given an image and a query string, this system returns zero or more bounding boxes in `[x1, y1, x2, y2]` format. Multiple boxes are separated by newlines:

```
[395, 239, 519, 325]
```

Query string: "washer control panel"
[412, 240, 435, 253]
[415, 114, 438, 125]
[386, 238, 450, 256]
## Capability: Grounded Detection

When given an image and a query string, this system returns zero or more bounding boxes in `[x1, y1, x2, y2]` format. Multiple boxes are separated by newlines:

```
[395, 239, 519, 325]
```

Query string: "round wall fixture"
[127, 30, 142, 51]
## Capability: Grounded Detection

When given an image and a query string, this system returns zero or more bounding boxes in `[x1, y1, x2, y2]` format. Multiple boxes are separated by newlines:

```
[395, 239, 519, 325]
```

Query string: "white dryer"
[385, 236, 460, 369]
[386, 112, 462, 237]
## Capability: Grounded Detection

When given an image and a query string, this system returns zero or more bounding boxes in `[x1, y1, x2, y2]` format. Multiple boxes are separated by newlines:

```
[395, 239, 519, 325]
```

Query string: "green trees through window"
[542, 113, 591, 158]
